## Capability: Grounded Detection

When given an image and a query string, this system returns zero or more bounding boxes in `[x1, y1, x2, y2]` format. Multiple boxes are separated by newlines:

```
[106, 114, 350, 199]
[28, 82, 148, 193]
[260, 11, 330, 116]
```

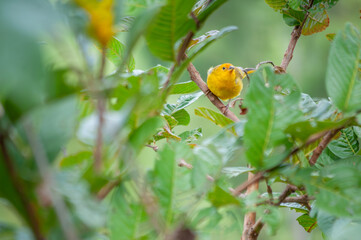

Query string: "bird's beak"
[229, 66, 234, 70]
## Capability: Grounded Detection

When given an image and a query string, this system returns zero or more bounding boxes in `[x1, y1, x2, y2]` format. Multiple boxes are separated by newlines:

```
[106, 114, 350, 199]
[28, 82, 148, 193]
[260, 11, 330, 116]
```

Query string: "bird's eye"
[222, 67, 226, 70]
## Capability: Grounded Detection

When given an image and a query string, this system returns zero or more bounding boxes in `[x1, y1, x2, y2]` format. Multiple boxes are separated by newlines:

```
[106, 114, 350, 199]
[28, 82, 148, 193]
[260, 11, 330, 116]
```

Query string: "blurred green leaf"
[282, 9, 304, 26]
[170, 81, 199, 94]
[56, 170, 106, 228]
[194, 107, 235, 134]
[326, 23, 361, 113]
[296, 214, 317, 232]
[163, 115, 179, 128]
[109, 184, 146, 240]
[326, 33, 336, 41]
[299, 93, 334, 120]
[207, 185, 240, 208]
[265, 0, 287, 10]
[190, 207, 222, 230]
[328, 127, 360, 158]
[162, 92, 203, 127]
[149, 144, 192, 223]
[292, 159, 361, 218]
[196, 0, 228, 23]
[121, 6, 160, 70]
[288, 0, 303, 10]
[285, 118, 350, 142]
[59, 151, 92, 168]
[25, 96, 77, 162]
[106, 37, 135, 71]
[129, 117, 163, 150]
[222, 167, 253, 178]
[171, 109, 190, 126]
[179, 128, 202, 142]
[145, 0, 196, 61]
[172, 26, 238, 80]
[244, 67, 301, 168]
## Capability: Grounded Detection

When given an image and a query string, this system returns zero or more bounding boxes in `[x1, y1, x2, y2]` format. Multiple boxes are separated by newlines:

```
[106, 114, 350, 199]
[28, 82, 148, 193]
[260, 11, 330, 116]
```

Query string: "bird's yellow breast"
[207, 64, 243, 101]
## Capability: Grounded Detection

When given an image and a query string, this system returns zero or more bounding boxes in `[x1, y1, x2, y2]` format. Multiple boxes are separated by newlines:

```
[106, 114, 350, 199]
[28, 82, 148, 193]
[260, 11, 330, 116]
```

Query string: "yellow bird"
[207, 63, 255, 102]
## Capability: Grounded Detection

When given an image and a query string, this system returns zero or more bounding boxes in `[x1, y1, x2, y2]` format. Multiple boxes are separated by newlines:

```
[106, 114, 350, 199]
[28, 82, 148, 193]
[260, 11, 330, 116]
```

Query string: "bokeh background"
[134, 1, 360, 239]
[0, 0, 359, 239]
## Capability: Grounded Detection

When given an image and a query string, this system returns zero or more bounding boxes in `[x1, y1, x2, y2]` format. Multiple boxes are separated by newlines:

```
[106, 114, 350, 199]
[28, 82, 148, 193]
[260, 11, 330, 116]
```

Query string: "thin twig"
[97, 179, 122, 200]
[0, 131, 45, 240]
[247, 185, 301, 239]
[309, 128, 341, 166]
[280, 0, 315, 70]
[232, 124, 346, 196]
[233, 172, 264, 196]
[187, 63, 240, 122]
[266, 180, 273, 202]
[94, 45, 107, 173]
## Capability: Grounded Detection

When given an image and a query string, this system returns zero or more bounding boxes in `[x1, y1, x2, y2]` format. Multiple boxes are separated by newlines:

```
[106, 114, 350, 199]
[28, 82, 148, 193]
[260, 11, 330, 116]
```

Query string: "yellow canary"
[207, 63, 255, 101]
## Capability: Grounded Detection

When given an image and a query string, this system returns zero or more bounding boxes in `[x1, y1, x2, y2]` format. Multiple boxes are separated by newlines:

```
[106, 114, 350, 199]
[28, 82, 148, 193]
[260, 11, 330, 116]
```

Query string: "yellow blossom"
[75, 0, 114, 46]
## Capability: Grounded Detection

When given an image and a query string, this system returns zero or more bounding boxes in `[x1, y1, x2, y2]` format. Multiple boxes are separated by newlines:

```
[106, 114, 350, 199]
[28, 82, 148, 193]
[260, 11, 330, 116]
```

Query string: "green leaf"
[25, 96, 77, 162]
[179, 127, 202, 142]
[190, 207, 222, 230]
[163, 92, 203, 115]
[328, 127, 360, 158]
[172, 26, 238, 81]
[149, 144, 191, 222]
[129, 117, 163, 150]
[296, 214, 317, 232]
[145, 0, 196, 61]
[282, 9, 304, 26]
[120, 7, 160, 71]
[196, 0, 228, 23]
[265, 0, 287, 10]
[170, 81, 199, 94]
[302, 9, 329, 35]
[222, 167, 253, 178]
[194, 107, 235, 134]
[171, 109, 190, 126]
[326, 33, 336, 41]
[55, 170, 106, 228]
[292, 159, 361, 218]
[244, 67, 302, 168]
[59, 151, 92, 168]
[299, 93, 334, 120]
[109, 184, 146, 240]
[285, 118, 351, 142]
[208, 185, 240, 208]
[326, 23, 361, 113]
[288, 0, 302, 10]
[106, 37, 135, 71]
[163, 114, 178, 128]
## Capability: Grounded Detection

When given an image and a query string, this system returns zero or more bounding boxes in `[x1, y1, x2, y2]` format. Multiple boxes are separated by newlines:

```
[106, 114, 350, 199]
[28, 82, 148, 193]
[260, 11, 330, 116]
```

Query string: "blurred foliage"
[0, 0, 361, 240]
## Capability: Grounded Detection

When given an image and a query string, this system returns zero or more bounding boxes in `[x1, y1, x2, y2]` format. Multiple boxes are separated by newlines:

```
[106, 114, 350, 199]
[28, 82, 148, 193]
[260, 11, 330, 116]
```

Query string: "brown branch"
[309, 128, 341, 166]
[187, 63, 240, 122]
[94, 46, 107, 173]
[246, 185, 300, 239]
[241, 172, 260, 240]
[233, 172, 264, 196]
[97, 179, 121, 200]
[0, 132, 45, 240]
[280, 0, 315, 70]
[232, 123, 347, 197]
